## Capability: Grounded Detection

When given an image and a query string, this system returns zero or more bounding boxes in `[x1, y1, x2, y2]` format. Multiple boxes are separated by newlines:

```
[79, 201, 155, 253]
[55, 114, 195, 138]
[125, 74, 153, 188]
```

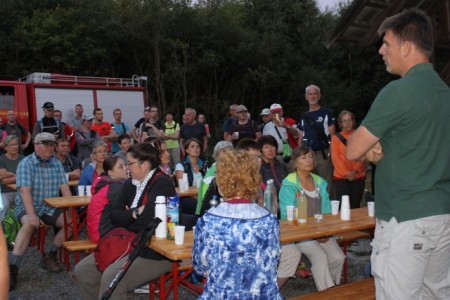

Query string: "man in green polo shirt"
[347, 8, 450, 300]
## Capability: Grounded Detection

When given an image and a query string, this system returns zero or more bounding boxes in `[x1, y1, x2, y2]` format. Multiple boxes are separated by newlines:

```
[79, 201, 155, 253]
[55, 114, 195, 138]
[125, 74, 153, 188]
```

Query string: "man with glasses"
[32, 102, 65, 141]
[9, 133, 72, 291]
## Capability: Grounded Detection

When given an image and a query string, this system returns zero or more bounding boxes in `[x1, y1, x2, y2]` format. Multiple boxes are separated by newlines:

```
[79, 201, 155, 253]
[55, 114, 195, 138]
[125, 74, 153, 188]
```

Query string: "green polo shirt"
[362, 63, 450, 222]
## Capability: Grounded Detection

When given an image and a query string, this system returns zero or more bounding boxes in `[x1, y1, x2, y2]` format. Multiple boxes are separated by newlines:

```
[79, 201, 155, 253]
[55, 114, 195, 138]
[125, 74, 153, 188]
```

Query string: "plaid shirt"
[15, 153, 68, 218]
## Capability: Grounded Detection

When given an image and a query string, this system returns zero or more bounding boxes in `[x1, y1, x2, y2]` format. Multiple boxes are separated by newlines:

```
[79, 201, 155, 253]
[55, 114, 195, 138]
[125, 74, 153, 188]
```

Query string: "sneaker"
[9, 265, 18, 291]
[39, 254, 62, 273]
[134, 284, 150, 294]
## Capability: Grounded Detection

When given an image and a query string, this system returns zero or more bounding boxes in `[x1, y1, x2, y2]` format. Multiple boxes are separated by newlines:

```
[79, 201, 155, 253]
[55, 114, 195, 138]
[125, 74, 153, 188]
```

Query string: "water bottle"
[298, 190, 308, 224]
[264, 180, 277, 216]
[314, 187, 323, 222]
[209, 195, 219, 209]
[155, 196, 167, 238]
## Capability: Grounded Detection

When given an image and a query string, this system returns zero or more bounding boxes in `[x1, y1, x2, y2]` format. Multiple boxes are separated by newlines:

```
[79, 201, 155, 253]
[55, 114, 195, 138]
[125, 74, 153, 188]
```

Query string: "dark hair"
[103, 156, 121, 174]
[53, 109, 62, 114]
[378, 8, 433, 57]
[93, 107, 102, 115]
[118, 133, 131, 145]
[183, 138, 201, 150]
[291, 145, 314, 161]
[56, 137, 69, 144]
[127, 142, 161, 168]
[235, 138, 258, 151]
[257, 135, 278, 150]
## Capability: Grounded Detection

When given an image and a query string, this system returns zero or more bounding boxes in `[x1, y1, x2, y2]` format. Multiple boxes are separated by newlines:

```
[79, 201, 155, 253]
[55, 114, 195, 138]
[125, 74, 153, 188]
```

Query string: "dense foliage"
[1, 0, 396, 136]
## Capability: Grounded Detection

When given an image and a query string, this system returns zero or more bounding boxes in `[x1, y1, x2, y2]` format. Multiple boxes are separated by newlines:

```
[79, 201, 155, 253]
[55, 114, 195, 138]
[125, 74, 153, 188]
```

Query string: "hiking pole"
[101, 217, 162, 300]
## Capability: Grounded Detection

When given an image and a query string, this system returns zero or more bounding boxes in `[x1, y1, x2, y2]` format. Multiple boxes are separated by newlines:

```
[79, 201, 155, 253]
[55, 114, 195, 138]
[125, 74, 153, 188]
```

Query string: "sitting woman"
[74, 142, 176, 299]
[87, 156, 128, 243]
[0, 136, 25, 221]
[193, 150, 282, 299]
[78, 141, 108, 192]
[175, 138, 206, 229]
[277, 146, 345, 291]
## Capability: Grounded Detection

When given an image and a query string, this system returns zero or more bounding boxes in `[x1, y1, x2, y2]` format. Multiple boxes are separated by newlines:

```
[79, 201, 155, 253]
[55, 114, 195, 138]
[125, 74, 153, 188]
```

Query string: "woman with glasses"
[78, 141, 108, 190]
[0, 136, 25, 220]
[75, 142, 175, 299]
[330, 110, 366, 208]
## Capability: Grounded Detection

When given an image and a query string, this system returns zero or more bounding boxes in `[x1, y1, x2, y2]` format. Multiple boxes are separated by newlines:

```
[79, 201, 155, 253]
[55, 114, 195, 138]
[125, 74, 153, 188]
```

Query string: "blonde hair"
[216, 150, 261, 200]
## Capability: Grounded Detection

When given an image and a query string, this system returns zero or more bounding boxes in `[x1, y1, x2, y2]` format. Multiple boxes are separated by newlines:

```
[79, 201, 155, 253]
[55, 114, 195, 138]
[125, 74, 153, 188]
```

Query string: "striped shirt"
[15, 153, 68, 218]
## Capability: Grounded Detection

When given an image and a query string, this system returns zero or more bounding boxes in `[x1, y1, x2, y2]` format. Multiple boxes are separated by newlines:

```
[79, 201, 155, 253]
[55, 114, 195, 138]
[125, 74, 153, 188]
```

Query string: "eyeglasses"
[127, 160, 140, 166]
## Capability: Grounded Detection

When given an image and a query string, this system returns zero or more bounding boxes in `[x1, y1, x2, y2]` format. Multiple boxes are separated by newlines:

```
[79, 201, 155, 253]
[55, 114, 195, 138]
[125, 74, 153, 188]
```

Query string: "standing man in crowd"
[347, 8, 450, 299]
[53, 109, 76, 154]
[111, 108, 130, 154]
[9, 133, 72, 291]
[222, 104, 238, 140]
[259, 108, 272, 132]
[69, 104, 84, 132]
[138, 105, 163, 142]
[180, 108, 207, 158]
[32, 102, 65, 141]
[91, 108, 116, 153]
[298, 86, 335, 195]
[227, 105, 261, 147]
[0, 111, 31, 153]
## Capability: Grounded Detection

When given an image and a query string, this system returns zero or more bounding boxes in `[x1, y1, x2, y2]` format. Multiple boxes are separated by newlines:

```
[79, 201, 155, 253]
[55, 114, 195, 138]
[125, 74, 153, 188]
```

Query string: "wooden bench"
[62, 240, 97, 271]
[290, 278, 375, 300]
[336, 230, 371, 283]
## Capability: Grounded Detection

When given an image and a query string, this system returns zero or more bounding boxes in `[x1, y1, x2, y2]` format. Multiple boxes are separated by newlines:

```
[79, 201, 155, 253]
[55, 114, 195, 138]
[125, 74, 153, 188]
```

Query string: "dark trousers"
[333, 178, 365, 209]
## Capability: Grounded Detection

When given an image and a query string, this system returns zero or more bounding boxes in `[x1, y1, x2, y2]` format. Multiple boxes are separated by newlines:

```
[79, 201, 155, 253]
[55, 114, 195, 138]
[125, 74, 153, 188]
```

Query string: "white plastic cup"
[232, 132, 239, 140]
[286, 205, 294, 221]
[174, 225, 186, 245]
[85, 185, 92, 196]
[77, 186, 85, 196]
[331, 200, 340, 215]
[65, 173, 70, 182]
[367, 202, 375, 217]
[182, 173, 188, 182]
[178, 179, 186, 192]
[340, 195, 351, 221]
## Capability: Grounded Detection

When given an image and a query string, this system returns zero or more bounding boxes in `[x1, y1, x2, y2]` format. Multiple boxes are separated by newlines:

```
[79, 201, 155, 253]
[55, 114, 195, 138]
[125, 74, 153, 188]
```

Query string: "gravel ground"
[8, 234, 371, 300]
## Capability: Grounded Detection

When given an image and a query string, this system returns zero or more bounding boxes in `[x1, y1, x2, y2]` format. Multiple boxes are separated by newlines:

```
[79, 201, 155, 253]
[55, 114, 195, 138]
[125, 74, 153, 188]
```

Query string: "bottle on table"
[264, 179, 278, 216]
[298, 190, 308, 224]
[314, 187, 323, 222]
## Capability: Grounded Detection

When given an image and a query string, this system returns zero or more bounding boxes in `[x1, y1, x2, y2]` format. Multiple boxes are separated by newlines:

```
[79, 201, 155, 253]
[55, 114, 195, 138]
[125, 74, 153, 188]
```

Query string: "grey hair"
[305, 84, 321, 94]
[90, 140, 107, 154]
[213, 141, 233, 160]
[2, 135, 20, 147]
[185, 108, 197, 118]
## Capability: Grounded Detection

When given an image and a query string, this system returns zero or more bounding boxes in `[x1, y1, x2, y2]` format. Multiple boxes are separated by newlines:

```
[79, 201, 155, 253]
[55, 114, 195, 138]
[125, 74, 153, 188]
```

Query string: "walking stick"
[101, 218, 162, 300]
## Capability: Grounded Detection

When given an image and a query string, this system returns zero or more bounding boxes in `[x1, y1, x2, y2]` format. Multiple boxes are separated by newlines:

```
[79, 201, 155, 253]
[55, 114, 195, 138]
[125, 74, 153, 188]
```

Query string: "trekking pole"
[101, 218, 162, 300]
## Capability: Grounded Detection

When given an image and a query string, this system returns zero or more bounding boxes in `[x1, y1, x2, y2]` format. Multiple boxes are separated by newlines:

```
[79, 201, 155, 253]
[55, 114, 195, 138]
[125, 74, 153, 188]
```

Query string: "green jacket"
[279, 172, 331, 220]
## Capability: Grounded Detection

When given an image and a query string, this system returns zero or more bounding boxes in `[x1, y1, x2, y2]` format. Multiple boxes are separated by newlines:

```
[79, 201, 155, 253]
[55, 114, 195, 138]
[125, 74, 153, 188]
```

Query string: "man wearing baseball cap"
[259, 108, 272, 132]
[32, 101, 65, 142]
[9, 132, 72, 290]
[262, 103, 300, 161]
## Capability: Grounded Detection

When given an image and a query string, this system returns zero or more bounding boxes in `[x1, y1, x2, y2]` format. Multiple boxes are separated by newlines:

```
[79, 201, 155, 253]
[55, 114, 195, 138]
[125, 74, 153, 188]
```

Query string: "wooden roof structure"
[325, 0, 450, 84]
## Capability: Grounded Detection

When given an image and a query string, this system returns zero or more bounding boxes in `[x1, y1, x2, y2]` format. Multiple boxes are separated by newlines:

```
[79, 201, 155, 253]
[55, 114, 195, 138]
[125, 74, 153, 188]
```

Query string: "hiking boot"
[39, 254, 62, 273]
[9, 265, 18, 291]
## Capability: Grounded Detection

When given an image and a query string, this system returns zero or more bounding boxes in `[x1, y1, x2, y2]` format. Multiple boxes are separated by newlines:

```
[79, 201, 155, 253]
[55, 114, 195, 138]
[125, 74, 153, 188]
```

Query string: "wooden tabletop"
[149, 207, 376, 261]
[175, 186, 198, 197]
[44, 195, 91, 208]
[7, 180, 79, 190]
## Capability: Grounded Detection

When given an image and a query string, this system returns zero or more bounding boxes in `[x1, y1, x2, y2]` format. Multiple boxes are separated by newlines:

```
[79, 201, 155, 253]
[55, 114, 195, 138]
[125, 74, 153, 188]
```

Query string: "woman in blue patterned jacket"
[193, 150, 282, 299]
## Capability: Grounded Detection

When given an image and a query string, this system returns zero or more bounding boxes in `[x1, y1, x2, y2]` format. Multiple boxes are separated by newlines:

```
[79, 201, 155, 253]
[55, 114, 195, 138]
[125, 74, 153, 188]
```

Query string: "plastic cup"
[367, 202, 375, 217]
[65, 173, 70, 182]
[174, 226, 185, 245]
[178, 179, 186, 192]
[232, 132, 239, 140]
[77, 186, 85, 196]
[286, 205, 294, 221]
[331, 200, 340, 215]
[85, 185, 92, 196]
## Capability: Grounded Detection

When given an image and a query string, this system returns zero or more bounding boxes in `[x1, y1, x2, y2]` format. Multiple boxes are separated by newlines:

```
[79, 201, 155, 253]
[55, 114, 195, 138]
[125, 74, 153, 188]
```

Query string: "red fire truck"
[0, 72, 148, 132]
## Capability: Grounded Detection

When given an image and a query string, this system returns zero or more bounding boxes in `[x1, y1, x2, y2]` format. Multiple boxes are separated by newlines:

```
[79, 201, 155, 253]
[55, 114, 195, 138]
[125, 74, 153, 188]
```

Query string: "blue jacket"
[279, 172, 331, 220]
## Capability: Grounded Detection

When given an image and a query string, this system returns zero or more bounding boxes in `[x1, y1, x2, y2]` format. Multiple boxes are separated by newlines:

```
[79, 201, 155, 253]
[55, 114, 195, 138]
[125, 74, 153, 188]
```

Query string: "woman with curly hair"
[193, 150, 282, 299]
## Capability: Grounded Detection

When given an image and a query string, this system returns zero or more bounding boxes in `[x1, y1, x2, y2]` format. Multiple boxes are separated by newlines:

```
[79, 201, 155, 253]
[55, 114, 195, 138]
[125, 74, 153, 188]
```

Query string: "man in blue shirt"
[9, 133, 72, 291]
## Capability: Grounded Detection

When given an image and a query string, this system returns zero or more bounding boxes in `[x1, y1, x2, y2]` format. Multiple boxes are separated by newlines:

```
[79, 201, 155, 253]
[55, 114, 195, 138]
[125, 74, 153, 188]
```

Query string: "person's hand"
[138, 205, 145, 215]
[316, 237, 329, 243]
[366, 142, 383, 164]
[27, 213, 41, 228]
[345, 170, 356, 181]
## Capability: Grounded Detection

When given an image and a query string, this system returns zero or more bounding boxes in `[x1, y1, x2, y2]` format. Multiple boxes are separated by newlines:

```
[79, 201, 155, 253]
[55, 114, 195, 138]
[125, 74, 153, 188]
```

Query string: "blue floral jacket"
[193, 202, 282, 299]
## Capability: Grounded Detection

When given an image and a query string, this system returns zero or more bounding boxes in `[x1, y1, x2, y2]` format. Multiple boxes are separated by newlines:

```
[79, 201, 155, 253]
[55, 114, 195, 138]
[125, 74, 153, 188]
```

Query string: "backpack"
[2, 209, 21, 248]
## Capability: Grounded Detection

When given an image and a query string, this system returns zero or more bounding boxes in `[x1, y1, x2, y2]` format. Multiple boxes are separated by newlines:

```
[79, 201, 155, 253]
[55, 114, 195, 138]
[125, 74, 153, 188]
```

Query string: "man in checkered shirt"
[8, 132, 72, 291]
